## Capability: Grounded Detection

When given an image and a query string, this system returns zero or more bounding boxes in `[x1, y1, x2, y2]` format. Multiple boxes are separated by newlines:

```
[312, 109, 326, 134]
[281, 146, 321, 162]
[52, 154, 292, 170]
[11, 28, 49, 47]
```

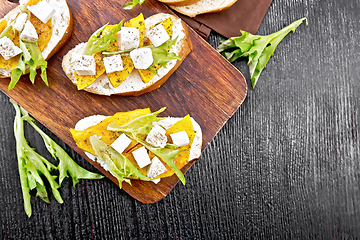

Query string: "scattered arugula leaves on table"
[217, 17, 308, 89]
[11, 100, 103, 217]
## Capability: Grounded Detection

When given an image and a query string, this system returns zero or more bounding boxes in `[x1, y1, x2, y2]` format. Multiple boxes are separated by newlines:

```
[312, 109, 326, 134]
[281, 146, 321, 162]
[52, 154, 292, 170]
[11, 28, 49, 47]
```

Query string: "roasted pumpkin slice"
[30, 13, 52, 52]
[149, 17, 173, 39]
[107, 56, 135, 88]
[148, 17, 173, 46]
[0, 30, 20, 70]
[154, 115, 195, 179]
[138, 18, 174, 83]
[0, 20, 7, 33]
[124, 13, 145, 47]
[103, 24, 135, 88]
[27, 0, 42, 6]
[138, 64, 161, 83]
[70, 109, 151, 156]
[103, 24, 119, 52]
[74, 52, 106, 90]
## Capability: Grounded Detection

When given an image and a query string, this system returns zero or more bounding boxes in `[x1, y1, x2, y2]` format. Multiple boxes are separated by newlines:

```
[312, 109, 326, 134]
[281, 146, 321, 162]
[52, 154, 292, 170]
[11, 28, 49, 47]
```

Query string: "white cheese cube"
[170, 131, 190, 147]
[103, 54, 124, 73]
[147, 156, 167, 178]
[28, 1, 56, 24]
[145, 125, 167, 148]
[110, 133, 132, 154]
[74, 54, 96, 76]
[132, 146, 151, 168]
[117, 27, 140, 51]
[0, 37, 22, 60]
[153, 117, 181, 130]
[20, 20, 38, 42]
[13, 13, 28, 32]
[151, 179, 161, 184]
[148, 24, 170, 47]
[130, 48, 153, 70]
[19, 0, 29, 7]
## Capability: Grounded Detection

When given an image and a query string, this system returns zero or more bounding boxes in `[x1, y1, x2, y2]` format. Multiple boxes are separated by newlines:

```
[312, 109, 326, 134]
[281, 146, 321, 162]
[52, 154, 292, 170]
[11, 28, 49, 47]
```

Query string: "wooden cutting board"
[0, 0, 247, 203]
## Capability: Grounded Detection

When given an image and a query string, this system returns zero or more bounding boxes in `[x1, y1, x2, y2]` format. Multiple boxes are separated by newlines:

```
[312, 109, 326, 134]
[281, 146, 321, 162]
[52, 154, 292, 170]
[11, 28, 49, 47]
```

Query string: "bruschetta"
[0, 0, 72, 89]
[70, 108, 202, 186]
[62, 13, 192, 96]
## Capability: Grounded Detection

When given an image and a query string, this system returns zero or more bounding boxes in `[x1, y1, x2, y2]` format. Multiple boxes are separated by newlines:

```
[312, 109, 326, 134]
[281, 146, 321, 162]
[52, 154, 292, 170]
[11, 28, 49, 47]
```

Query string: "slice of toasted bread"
[158, 0, 201, 7]
[0, 0, 73, 78]
[169, 0, 238, 17]
[73, 113, 202, 182]
[62, 13, 192, 96]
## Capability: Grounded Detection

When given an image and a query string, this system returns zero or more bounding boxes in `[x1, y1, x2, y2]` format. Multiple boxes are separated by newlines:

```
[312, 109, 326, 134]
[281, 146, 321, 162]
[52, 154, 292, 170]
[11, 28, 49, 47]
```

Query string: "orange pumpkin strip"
[70, 109, 151, 155]
[30, 13, 52, 52]
[154, 115, 195, 179]
[74, 52, 106, 90]
[107, 56, 134, 88]
[138, 64, 161, 83]
[124, 13, 145, 47]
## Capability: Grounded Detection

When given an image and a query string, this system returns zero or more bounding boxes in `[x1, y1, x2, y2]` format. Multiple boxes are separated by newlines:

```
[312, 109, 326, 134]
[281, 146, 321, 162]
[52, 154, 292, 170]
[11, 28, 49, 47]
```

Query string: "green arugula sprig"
[217, 17, 307, 89]
[103, 37, 181, 74]
[90, 135, 149, 188]
[82, 21, 124, 56]
[10, 40, 48, 90]
[123, 0, 146, 10]
[145, 36, 181, 67]
[0, 25, 13, 39]
[107, 108, 186, 185]
[11, 100, 103, 217]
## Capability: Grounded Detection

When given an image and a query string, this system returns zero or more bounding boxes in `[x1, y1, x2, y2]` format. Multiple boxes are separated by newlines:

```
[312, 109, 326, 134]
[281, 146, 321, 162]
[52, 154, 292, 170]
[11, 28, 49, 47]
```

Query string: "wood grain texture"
[2, 0, 360, 239]
[0, 0, 247, 204]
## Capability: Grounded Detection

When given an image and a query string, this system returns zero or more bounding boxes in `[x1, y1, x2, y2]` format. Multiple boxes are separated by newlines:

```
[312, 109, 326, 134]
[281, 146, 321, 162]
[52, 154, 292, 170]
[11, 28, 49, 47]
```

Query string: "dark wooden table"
[1, 0, 360, 239]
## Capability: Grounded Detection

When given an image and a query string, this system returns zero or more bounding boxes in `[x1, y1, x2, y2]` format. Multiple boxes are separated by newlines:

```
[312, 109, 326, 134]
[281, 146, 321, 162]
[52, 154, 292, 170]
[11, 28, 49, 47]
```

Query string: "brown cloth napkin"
[174, 0, 273, 39]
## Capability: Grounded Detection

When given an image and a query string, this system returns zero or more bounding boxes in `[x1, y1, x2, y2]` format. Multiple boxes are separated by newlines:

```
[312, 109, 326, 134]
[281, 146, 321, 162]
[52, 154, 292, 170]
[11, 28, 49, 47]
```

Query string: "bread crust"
[62, 13, 192, 97]
[159, 0, 201, 7]
[0, 0, 73, 78]
[44, 2, 73, 61]
[169, 0, 238, 17]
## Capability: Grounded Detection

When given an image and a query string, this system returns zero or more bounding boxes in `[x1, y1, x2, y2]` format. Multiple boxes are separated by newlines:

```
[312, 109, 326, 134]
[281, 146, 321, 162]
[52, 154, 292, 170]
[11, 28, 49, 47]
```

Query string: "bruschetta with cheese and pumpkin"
[62, 13, 192, 96]
[0, 0, 72, 90]
[70, 108, 202, 186]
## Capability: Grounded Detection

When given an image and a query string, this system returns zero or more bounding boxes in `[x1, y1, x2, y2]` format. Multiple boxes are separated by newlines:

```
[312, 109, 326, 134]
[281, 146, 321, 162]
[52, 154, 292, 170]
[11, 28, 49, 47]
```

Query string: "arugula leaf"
[145, 36, 181, 68]
[9, 40, 48, 90]
[19, 107, 104, 186]
[108, 107, 166, 135]
[90, 135, 149, 188]
[217, 17, 307, 89]
[82, 21, 123, 56]
[11, 100, 63, 217]
[107, 108, 186, 185]
[11, 100, 103, 217]
[123, 0, 146, 10]
[0, 25, 13, 38]
[24, 41, 47, 85]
